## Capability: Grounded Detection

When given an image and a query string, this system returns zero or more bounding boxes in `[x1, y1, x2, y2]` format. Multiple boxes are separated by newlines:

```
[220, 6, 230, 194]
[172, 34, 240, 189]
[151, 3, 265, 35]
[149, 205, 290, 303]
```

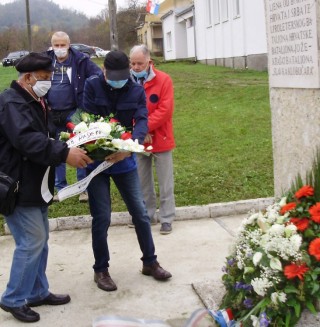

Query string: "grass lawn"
[0, 59, 274, 232]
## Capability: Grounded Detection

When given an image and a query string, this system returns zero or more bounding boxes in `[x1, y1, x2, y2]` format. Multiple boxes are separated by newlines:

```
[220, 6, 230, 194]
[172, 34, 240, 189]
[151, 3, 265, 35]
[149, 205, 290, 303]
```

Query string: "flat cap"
[15, 52, 54, 73]
[104, 50, 130, 81]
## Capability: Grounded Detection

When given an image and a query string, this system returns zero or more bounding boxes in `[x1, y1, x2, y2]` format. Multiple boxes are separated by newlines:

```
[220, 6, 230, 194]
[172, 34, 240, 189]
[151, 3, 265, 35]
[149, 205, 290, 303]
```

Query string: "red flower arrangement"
[284, 263, 309, 280]
[280, 202, 296, 215]
[295, 185, 314, 199]
[309, 238, 320, 261]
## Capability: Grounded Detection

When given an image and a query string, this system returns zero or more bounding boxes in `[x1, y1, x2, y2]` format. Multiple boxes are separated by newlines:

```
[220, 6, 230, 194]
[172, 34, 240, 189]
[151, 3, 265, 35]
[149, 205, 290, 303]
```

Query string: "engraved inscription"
[266, 0, 319, 88]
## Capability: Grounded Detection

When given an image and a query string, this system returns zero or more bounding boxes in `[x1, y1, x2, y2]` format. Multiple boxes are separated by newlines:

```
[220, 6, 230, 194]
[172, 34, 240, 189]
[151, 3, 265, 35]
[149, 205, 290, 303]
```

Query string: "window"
[221, 0, 228, 22]
[206, 0, 212, 26]
[233, 0, 240, 17]
[213, 0, 220, 25]
[166, 32, 172, 51]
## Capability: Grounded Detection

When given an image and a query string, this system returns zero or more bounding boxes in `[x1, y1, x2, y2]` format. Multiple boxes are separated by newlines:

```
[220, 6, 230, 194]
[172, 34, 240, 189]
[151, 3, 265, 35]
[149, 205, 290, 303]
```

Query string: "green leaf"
[304, 228, 315, 237]
[293, 302, 301, 317]
[306, 301, 317, 314]
[284, 285, 299, 294]
[312, 283, 320, 295]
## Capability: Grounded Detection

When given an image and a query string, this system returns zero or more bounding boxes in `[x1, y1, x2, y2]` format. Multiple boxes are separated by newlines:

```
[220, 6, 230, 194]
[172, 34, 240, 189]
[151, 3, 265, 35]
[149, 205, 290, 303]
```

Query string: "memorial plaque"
[266, 0, 319, 88]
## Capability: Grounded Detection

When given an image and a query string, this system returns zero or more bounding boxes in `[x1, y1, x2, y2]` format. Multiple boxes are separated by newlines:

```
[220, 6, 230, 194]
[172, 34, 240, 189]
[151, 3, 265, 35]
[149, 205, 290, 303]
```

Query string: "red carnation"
[280, 202, 296, 215]
[295, 185, 314, 199]
[284, 263, 309, 280]
[309, 238, 320, 261]
[309, 203, 320, 223]
[120, 132, 132, 140]
[109, 118, 119, 123]
[289, 218, 309, 232]
[66, 122, 75, 131]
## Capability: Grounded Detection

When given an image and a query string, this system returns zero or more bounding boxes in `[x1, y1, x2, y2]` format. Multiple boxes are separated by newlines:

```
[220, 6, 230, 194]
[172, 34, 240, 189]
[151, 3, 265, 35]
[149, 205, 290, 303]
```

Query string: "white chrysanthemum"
[111, 138, 124, 149]
[271, 291, 287, 304]
[251, 277, 273, 296]
[253, 252, 263, 266]
[89, 122, 112, 136]
[269, 224, 285, 235]
[289, 234, 302, 252]
[246, 212, 260, 225]
[73, 121, 89, 134]
[122, 139, 145, 152]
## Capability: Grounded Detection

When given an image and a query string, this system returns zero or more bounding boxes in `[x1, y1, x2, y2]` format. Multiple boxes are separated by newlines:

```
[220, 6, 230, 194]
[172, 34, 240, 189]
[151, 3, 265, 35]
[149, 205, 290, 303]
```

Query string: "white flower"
[279, 196, 287, 206]
[269, 224, 285, 235]
[88, 122, 112, 136]
[73, 121, 88, 133]
[250, 315, 260, 327]
[289, 234, 302, 252]
[253, 252, 263, 266]
[251, 277, 273, 296]
[270, 257, 282, 271]
[257, 218, 270, 233]
[246, 212, 259, 225]
[285, 224, 297, 237]
[271, 291, 287, 304]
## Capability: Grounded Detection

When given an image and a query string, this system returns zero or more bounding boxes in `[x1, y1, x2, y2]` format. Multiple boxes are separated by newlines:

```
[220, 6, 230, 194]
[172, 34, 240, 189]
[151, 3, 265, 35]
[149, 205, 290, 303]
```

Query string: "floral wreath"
[59, 110, 152, 160]
[216, 156, 320, 326]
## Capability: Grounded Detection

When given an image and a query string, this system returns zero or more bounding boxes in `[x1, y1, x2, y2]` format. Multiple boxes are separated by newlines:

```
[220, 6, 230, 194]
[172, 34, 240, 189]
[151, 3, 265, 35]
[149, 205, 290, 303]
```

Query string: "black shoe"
[27, 292, 71, 307]
[0, 303, 40, 322]
[160, 223, 172, 234]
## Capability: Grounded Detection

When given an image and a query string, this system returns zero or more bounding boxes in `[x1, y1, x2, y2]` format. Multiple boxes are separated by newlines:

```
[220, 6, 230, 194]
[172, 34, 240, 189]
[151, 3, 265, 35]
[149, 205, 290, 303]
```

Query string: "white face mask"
[54, 47, 68, 58]
[32, 75, 52, 97]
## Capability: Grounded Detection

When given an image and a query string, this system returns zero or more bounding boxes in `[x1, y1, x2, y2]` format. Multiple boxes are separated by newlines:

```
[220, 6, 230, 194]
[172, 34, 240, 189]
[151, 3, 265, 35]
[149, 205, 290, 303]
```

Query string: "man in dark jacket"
[46, 31, 101, 202]
[83, 50, 172, 292]
[0, 52, 92, 323]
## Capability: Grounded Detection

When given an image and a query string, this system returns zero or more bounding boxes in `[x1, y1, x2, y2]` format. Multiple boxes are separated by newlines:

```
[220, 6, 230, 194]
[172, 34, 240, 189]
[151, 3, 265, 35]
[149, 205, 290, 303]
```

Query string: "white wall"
[194, 0, 267, 61]
[162, 13, 176, 60]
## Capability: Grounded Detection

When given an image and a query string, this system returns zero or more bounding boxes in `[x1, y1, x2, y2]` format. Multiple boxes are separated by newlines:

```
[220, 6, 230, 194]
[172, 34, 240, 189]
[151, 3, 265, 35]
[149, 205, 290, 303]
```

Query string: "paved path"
[0, 215, 245, 326]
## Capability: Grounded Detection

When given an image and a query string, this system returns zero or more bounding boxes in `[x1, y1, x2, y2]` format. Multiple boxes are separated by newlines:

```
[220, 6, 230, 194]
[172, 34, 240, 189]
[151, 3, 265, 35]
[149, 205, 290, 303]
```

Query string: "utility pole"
[108, 0, 119, 50]
[25, 0, 32, 51]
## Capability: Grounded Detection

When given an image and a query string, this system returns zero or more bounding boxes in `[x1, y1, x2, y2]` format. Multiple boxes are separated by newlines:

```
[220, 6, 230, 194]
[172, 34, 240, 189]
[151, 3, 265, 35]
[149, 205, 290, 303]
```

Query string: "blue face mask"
[107, 79, 128, 89]
[131, 69, 148, 80]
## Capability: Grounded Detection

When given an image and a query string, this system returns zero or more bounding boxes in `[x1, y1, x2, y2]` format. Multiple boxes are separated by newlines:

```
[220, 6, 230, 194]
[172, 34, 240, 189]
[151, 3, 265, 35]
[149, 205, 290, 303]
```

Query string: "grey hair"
[51, 31, 70, 43]
[129, 44, 150, 60]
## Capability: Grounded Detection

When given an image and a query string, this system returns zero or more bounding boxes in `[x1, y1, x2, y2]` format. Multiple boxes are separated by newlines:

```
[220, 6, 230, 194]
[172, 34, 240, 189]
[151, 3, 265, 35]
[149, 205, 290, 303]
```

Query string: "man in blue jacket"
[0, 52, 92, 323]
[46, 31, 101, 202]
[83, 50, 172, 292]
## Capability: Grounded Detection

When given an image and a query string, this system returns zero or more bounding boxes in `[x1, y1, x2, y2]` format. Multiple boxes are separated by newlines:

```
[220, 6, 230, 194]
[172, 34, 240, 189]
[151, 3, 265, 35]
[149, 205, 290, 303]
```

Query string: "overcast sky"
[0, 0, 139, 17]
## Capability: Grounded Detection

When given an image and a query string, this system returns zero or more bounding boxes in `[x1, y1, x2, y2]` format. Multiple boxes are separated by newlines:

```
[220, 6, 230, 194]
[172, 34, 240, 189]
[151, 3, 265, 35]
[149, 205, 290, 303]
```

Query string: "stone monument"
[265, 0, 320, 196]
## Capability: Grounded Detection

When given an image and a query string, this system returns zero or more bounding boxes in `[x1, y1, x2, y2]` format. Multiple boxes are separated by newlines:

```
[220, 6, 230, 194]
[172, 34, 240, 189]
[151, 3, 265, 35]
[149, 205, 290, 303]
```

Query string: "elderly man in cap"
[46, 31, 101, 202]
[0, 52, 92, 323]
[82, 50, 172, 292]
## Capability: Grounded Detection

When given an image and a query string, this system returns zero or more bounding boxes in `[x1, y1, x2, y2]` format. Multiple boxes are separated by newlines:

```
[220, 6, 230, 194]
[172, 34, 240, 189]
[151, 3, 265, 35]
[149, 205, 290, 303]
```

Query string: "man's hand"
[66, 147, 93, 168]
[106, 151, 131, 164]
[144, 133, 153, 143]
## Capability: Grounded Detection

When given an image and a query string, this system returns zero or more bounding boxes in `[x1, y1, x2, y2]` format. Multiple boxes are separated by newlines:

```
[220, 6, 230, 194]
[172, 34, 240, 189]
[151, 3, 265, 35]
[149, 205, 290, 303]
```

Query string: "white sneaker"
[79, 191, 88, 202]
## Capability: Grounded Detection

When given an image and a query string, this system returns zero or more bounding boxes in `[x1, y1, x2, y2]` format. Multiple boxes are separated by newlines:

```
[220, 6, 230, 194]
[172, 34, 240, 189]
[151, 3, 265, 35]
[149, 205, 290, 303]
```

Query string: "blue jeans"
[55, 125, 86, 191]
[87, 169, 157, 272]
[1, 206, 50, 307]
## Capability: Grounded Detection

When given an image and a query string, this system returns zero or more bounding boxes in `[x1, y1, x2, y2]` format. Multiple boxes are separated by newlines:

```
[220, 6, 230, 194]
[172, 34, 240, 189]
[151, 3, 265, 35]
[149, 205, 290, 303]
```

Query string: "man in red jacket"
[129, 45, 176, 234]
